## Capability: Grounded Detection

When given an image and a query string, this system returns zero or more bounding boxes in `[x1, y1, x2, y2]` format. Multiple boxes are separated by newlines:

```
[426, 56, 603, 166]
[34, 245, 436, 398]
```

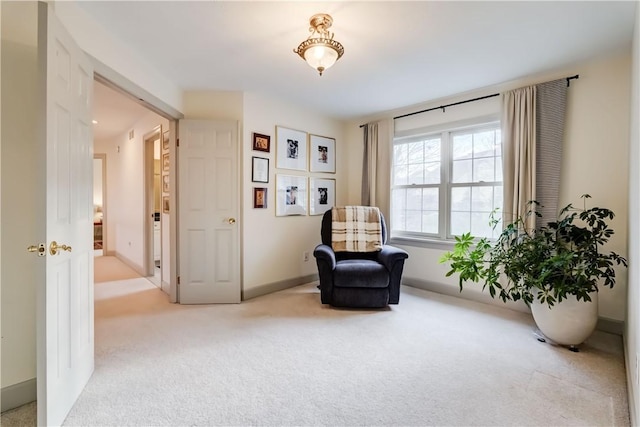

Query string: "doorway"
[92, 78, 174, 295]
[144, 126, 162, 287]
[93, 154, 107, 256]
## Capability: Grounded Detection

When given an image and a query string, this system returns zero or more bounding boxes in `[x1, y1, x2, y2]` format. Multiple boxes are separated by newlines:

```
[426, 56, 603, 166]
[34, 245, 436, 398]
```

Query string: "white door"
[178, 120, 240, 304]
[37, 3, 95, 425]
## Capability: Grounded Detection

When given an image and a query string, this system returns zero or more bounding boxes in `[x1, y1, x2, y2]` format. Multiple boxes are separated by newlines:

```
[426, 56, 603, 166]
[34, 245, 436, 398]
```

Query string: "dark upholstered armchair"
[313, 207, 409, 308]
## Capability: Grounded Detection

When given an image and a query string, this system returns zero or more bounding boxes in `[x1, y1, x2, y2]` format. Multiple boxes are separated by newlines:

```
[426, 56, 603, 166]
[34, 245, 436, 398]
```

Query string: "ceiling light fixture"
[293, 13, 344, 76]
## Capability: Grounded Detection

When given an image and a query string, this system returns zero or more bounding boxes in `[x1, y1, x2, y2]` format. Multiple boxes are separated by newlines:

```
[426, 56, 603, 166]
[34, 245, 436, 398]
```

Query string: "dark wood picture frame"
[252, 132, 271, 153]
[253, 187, 268, 209]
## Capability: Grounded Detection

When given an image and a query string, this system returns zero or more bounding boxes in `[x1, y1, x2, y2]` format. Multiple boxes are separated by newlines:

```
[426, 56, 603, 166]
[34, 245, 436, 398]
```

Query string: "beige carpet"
[59, 280, 628, 426]
[94, 255, 142, 283]
[3, 280, 630, 426]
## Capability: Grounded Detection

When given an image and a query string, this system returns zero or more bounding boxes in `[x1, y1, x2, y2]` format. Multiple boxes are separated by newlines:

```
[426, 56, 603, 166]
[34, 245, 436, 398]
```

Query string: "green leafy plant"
[439, 195, 628, 307]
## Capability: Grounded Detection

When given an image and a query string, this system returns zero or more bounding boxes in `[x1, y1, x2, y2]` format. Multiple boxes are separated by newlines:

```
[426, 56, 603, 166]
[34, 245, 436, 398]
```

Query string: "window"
[391, 121, 502, 241]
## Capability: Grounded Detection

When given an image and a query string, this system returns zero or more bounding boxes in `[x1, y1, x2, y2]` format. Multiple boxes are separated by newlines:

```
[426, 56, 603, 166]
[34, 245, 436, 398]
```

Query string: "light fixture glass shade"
[303, 43, 339, 74]
[294, 13, 344, 76]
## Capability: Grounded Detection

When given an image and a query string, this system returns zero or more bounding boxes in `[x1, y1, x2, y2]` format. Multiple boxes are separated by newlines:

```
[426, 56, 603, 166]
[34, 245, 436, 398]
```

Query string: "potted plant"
[439, 195, 627, 348]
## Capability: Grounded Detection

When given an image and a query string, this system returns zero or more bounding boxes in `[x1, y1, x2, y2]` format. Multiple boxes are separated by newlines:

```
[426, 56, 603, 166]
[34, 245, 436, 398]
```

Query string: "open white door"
[178, 120, 240, 304]
[36, 3, 94, 425]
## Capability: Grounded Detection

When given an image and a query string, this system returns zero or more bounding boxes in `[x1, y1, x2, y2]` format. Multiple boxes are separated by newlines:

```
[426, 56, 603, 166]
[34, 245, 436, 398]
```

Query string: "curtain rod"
[359, 74, 579, 128]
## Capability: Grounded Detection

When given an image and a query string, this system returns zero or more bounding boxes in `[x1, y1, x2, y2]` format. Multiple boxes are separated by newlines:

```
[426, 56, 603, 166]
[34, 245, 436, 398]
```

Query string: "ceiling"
[88, 1, 636, 138]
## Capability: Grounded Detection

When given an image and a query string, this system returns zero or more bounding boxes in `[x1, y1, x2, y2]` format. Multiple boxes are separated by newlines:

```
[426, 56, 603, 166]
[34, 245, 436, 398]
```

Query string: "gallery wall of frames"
[251, 126, 336, 217]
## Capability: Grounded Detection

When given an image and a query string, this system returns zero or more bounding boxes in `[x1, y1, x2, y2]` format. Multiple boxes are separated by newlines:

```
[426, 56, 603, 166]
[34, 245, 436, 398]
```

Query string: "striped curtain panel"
[502, 78, 568, 229]
[361, 123, 378, 206]
[535, 79, 568, 228]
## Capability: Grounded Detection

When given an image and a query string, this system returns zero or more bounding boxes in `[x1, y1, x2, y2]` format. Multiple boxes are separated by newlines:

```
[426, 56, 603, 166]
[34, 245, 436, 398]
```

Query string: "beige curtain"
[361, 123, 378, 206]
[502, 86, 537, 230]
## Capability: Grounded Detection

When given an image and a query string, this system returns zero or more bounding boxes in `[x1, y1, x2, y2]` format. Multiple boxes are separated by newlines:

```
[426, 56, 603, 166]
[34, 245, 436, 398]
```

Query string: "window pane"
[451, 187, 470, 211]
[471, 212, 494, 238]
[452, 134, 472, 160]
[394, 144, 408, 166]
[494, 186, 503, 211]
[407, 142, 423, 164]
[474, 131, 495, 157]
[422, 188, 439, 211]
[424, 139, 441, 162]
[450, 211, 471, 236]
[422, 211, 438, 234]
[408, 164, 424, 185]
[471, 187, 493, 211]
[406, 188, 422, 210]
[452, 159, 472, 183]
[393, 164, 408, 185]
[474, 157, 495, 182]
[424, 162, 440, 184]
[405, 210, 422, 232]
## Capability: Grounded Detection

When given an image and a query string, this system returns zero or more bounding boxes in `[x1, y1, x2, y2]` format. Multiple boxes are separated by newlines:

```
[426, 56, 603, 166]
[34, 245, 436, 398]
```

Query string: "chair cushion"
[333, 260, 389, 288]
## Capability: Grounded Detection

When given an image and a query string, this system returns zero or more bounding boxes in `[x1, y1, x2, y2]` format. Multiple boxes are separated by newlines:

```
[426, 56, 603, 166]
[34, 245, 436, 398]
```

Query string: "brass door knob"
[228, 218, 236, 224]
[49, 241, 72, 256]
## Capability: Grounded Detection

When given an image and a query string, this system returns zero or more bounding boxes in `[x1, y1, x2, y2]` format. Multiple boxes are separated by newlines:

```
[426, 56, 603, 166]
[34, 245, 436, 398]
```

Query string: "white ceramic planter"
[530, 292, 598, 346]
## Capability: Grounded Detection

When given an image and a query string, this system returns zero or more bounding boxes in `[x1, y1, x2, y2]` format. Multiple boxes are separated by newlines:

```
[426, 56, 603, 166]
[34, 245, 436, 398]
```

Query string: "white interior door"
[178, 119, 240, 304]
[37, 3, 95, 425]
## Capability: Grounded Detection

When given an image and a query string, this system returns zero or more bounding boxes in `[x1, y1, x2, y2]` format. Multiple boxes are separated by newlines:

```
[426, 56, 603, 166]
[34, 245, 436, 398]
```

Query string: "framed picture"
[253, 187, 268, 209]
[276, 174, 307, 216]
[252, 132, 270, 152]
[162, 153, 170, 172]
[162, 196, 170, 213]
[309, 134, 336, 173]
[309, 178, 335, 216]
[276, 126, 307, 171]
[162, 174, 169, 193]
[252, 156, 269, 183]
[162, 130, 169, 151]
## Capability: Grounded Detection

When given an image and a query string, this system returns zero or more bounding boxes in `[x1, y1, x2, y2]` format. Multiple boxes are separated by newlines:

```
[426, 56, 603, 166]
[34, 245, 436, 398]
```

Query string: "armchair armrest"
[377, 245, 409, 271]
[313, 244, 336, 270]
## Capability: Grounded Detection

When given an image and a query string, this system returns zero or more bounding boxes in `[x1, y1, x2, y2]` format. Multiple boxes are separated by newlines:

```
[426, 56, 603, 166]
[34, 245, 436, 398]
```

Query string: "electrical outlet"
[303, 251, 309, 262]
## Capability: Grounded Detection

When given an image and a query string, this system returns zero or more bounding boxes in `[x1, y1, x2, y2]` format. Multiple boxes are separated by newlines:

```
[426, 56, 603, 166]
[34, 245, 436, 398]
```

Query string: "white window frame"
[390, 117, 502, 247]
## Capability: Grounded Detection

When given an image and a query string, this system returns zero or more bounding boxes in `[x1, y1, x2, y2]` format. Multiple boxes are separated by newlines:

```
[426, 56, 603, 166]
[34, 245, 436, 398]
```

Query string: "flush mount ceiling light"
[293, 13, 344, 76]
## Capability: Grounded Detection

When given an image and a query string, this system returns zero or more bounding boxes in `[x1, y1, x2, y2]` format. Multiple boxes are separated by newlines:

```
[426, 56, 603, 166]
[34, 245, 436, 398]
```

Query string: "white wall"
[53, 1, 182, 114]
[346, 52, 632, 321]
[94, 111, 169, 272]
[0, 0, 38, 393]
[241, 92, 346, 294]
[625, 4, 640, 425]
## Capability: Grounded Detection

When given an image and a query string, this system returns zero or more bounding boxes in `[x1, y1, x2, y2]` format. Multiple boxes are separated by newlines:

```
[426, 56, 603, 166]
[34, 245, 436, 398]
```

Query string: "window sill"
[388, 236, 456, 251]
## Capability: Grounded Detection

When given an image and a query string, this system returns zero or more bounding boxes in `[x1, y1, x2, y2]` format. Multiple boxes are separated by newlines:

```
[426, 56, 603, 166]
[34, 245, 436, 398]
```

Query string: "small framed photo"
[252, 132, 271, 152]
[162, 153, 170, 172]
[252, 156, 269, 183]
[276, 174, 307, 216]
[253, 187, 268, 209]
[162, 130, 169, 151]
[310, 178, 335, 215]
[162, 196, 170, 213]
[276, 126, 307, 171]
[162, 174, 169, 193]
[309, 134, 336, 173]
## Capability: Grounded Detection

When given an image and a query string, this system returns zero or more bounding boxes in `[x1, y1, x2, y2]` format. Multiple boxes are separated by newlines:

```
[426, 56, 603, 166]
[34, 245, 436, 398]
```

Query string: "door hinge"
[177, 276, 180, 285]
[176, 138, 180, 147]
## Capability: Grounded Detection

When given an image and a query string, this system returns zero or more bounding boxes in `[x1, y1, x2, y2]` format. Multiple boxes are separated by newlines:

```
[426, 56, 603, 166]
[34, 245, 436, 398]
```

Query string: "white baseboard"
[403, 278, 623, 335]
[113, 251, 145, 276]
[242, 274, 318, 301]
[1, 378, 36, 412]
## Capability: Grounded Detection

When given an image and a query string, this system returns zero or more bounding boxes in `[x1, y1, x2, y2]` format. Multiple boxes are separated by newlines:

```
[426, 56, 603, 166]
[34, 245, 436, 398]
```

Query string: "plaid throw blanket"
[331, 206, 383, 253]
